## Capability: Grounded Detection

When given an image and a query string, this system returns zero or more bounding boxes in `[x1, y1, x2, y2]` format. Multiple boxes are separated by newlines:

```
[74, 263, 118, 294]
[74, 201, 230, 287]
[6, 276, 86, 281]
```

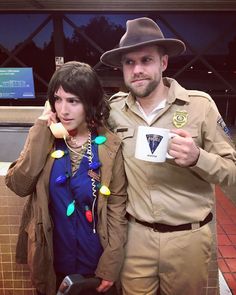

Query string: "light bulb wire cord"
[64, 132, 97, 233]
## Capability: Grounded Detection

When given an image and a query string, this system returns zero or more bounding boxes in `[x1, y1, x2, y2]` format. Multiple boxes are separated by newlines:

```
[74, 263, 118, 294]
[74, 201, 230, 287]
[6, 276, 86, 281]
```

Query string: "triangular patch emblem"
[146, 134, 163, 154]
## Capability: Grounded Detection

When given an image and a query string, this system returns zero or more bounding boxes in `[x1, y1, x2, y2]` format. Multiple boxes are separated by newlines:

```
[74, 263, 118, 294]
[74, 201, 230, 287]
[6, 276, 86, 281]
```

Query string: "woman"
[5, 61, 127, 295]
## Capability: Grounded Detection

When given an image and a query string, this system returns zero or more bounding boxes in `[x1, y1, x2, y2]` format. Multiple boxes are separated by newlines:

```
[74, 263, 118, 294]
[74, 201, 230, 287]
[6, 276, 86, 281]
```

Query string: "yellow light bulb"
[51, 150, 65, 159]
[99, 185, 111, 196]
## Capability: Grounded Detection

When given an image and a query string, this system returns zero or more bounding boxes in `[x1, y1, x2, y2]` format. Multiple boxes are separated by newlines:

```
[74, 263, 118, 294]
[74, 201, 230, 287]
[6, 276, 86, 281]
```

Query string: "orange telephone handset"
[50, 122, 69, 138]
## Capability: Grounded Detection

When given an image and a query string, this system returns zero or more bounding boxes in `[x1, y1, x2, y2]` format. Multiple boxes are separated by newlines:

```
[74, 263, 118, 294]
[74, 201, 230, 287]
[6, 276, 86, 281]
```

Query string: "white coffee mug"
[135, 126, 176, 163]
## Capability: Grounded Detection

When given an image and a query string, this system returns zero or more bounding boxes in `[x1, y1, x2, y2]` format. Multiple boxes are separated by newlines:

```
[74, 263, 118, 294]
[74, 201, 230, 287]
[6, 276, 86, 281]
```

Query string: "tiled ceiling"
[0, 0, 236, 11]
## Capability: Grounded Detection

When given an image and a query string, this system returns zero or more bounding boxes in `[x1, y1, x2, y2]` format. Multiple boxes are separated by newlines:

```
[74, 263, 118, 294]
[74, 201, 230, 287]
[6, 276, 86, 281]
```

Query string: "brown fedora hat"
[100, 17, 186, 67]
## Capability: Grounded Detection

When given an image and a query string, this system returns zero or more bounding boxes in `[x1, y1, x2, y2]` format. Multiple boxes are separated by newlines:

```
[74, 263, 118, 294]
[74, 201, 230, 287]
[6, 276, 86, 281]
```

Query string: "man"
[100, 17, 236, 295]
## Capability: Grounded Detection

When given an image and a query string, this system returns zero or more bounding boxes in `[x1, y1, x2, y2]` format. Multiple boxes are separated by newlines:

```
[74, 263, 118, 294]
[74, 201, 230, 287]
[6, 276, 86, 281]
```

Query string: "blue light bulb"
[89, 161, 101, 170]
[55, 173, 70, 184]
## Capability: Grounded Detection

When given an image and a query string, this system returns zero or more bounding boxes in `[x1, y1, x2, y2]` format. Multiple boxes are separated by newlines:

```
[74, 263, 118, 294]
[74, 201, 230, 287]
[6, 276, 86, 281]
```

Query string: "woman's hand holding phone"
[39, 101, 57, 125]
[39, 101, 68, 138]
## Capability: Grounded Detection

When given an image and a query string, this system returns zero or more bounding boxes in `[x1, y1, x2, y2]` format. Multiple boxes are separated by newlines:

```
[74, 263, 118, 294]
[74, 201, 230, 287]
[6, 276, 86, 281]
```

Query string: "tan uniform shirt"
[108, 77, 236, 225]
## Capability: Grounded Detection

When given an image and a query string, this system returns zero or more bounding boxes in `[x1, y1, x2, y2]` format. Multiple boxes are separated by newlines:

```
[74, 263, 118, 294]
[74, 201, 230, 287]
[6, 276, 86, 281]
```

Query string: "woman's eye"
[69, 98, 81, 104]
[54, 96, 61, 101]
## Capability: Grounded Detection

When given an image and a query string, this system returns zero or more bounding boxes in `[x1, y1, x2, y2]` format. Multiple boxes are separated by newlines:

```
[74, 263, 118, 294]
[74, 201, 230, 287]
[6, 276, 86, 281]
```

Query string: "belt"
[127, 212, 213, 233]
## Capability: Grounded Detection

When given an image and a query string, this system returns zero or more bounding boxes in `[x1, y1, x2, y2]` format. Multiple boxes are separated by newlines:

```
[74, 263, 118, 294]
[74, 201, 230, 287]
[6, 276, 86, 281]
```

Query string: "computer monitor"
[0, 67, 35, 99]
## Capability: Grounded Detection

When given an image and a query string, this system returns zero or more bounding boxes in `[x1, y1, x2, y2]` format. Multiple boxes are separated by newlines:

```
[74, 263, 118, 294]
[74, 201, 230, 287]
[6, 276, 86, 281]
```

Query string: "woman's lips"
[60, 118, 73, 124]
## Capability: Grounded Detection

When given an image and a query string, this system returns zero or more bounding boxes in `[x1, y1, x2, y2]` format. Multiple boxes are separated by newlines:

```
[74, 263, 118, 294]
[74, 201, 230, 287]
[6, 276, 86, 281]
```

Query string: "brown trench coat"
[5, 119, 127, 295]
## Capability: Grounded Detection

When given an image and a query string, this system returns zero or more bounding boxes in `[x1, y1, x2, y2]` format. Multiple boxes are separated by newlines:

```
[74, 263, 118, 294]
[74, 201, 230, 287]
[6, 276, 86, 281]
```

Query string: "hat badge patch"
[173, 110, 188, 128]
[146, 134, 163, 154]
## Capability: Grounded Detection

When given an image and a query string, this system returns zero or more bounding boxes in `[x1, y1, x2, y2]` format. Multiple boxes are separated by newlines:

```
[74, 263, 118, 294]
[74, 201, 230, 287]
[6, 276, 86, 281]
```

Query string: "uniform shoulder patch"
[188, 90, 212, 101]
[217, 116, 232, 140]
[109, 91, 128, 102]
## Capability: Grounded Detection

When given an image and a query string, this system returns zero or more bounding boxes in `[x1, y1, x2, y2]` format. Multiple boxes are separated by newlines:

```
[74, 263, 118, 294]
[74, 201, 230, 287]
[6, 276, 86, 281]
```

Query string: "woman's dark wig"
[47, 61, 110, 129]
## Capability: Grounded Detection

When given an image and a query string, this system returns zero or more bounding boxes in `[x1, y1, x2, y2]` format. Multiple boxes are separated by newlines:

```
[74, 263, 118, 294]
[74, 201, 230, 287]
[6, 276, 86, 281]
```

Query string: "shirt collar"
[135, 99, 166, 113]
[123, 77, 190, 110]
[163, 77, 190, 104]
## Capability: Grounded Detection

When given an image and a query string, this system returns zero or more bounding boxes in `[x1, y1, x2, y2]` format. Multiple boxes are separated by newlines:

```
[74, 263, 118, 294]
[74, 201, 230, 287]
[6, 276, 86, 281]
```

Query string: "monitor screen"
[0, 68, 35, 99]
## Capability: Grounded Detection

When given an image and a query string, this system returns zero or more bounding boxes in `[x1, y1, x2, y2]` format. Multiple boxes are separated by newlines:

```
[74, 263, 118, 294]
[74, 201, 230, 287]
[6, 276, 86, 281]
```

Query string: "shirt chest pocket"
[184, 127, 201, 146]
[114, 126, 135, 158]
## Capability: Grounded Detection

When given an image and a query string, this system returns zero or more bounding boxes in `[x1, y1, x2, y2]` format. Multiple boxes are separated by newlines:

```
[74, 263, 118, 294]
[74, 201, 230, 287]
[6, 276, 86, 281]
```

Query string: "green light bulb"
[94, 136, 107, 145]
[66, 200, 75, 216]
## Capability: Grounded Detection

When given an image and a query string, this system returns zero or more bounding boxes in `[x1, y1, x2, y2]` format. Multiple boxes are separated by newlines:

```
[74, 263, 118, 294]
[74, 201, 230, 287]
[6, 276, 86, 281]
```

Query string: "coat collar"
[97, 126, 122, 155]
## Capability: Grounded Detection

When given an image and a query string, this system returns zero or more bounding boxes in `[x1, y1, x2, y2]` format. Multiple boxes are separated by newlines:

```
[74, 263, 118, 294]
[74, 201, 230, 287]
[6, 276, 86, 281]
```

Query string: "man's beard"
[126, 78, 160, 98]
